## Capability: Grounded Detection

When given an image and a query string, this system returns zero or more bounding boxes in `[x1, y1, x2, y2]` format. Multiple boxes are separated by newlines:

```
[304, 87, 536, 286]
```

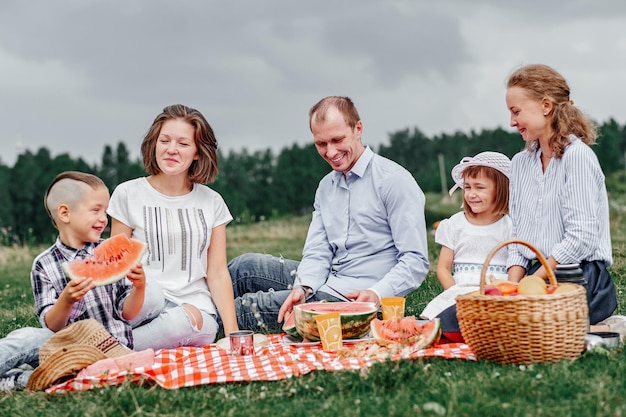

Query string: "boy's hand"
[126, 263, 146, 291]
[62, 277, 95, 304]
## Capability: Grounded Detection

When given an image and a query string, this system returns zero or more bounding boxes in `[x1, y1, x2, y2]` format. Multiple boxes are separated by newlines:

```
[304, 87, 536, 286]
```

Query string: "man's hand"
[344, 289, 381, 307]
[277, 287, 307, 323]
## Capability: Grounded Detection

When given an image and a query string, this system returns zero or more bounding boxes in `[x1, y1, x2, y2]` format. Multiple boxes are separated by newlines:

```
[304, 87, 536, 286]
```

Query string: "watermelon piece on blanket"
[370, 317, 441, 349]
[62, 234, 147, 286]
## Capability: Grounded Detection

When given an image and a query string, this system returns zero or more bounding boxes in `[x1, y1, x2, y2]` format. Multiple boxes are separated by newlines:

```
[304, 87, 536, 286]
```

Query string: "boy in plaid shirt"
[0, 171, 163, 391]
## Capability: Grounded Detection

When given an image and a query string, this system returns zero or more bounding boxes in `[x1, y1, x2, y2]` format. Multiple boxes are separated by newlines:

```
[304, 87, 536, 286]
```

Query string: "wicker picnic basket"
[456, 239, 588, 365]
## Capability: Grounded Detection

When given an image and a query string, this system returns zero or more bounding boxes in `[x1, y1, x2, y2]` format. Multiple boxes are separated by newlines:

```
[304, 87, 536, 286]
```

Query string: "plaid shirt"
[30, 237, 134, 348]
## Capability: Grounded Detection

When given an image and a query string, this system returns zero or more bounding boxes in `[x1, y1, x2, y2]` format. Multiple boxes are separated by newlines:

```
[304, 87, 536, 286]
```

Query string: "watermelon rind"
[61, 235, 147, 287]
[294, 301, 377, 342]
[370, 317, 441, 349]
[282, 311, 303, 340]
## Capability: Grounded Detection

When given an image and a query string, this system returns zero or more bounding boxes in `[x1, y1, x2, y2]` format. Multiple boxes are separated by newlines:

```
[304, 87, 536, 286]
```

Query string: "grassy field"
[1, 191, 626, 416]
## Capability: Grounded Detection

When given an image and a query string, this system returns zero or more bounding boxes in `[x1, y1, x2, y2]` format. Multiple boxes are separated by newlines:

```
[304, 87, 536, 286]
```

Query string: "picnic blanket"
[46, 334, 475, 393]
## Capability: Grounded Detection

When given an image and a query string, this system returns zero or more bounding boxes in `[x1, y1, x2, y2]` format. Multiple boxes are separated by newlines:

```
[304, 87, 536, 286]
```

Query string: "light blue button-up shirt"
[294, 146, 429, 299]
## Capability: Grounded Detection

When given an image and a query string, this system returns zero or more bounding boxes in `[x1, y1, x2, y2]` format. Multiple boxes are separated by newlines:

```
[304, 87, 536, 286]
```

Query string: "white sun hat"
[448, 151, 512, 195]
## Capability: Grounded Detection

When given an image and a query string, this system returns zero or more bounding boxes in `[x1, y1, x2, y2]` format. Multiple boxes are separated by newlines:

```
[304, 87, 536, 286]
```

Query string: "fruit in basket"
[483, 280, 518, 296]
[495, 281, 518, 295]
[484, 285, 503, 296]
[293, 301, 377, 341]
[370, 317, 441, 347]
[518, 275, 548, 295]
[554, 283, 579, 294]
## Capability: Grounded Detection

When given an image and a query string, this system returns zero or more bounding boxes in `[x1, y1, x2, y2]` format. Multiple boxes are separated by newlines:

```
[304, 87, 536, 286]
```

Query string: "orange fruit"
[494, 281, 519, 296]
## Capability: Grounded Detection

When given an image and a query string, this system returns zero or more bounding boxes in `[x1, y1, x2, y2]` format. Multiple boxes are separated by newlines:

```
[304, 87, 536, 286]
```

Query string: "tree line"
[1, 119, 625, 245]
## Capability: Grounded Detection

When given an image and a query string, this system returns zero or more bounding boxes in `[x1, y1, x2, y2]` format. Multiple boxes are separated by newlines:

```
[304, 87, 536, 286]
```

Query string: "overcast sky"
[1, 0, 625, 167]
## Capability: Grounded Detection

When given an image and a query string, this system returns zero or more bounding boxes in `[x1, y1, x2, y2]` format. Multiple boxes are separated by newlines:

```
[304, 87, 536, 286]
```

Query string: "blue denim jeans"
[0, 326, 53, 384]
[224, 253, 342, 332]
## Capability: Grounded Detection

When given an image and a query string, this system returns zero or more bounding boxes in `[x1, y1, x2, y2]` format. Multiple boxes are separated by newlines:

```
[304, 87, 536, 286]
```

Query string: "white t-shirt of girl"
[435, 211, 512, 285]
[108, 177, 233, 316]
[420, 212, 511, 319]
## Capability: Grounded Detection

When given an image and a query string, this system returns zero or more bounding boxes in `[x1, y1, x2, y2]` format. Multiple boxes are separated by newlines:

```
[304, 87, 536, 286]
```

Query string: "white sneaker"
[0, 374, 18, 392]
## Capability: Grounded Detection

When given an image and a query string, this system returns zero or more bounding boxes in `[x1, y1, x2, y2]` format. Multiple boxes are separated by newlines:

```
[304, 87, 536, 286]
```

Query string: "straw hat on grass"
[26, 319, 132, 391]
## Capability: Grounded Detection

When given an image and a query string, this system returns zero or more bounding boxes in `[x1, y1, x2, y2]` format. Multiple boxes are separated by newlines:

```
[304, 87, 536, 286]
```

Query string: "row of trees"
[1, 119, 625, 244]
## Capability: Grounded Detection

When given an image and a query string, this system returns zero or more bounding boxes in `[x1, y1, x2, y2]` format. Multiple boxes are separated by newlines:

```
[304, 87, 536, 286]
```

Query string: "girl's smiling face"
[463, 171, 498, 217]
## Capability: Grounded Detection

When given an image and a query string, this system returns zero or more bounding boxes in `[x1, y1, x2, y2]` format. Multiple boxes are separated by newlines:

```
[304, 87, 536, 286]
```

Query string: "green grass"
[1, 192, 626, 416]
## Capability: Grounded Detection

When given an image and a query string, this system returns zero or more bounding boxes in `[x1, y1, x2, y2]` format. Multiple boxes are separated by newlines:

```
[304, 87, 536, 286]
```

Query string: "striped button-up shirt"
[507, 135, 613, 270]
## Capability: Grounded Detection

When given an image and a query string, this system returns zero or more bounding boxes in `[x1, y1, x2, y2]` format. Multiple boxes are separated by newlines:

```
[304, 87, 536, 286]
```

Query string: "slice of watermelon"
[370, 317, 441, 349]
[282, 311, 303, 341]
[62, 234, 147, 286]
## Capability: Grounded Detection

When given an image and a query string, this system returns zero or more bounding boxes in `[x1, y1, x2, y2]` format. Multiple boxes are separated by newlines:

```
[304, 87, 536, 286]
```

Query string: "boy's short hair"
[44, 171, 107, 228]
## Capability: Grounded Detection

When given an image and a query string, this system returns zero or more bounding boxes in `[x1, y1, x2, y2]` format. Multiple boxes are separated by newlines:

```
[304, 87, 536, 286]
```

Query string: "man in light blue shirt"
[226, 96, 429, 332]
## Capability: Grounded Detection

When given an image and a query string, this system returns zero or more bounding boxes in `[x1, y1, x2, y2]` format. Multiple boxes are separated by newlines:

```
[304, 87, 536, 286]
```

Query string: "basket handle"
[479, 239, 556, 295]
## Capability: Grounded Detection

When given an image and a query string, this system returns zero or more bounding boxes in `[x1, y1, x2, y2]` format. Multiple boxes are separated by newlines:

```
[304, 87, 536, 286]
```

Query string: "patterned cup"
[315, 312, 342, 352]
[229, 330, 255, 356]
[381, 297, 405, 320]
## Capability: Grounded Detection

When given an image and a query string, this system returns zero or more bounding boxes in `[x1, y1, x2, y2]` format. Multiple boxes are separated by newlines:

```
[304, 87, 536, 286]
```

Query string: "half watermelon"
[293, 301, 377, 341]
[62, 234, 147, 286]
[370, 316, 441, 349]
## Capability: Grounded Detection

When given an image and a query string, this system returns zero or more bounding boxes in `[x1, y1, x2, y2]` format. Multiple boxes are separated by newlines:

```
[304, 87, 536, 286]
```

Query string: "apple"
[484, 285, 503, 296]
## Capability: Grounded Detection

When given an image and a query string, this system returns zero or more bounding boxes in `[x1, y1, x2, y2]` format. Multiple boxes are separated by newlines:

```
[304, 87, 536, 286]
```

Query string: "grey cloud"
[0, 1, 470, 101]
[0, 0, 624, 168]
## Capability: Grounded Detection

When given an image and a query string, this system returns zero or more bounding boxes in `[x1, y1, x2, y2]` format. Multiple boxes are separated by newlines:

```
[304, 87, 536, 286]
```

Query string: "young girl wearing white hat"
[421, 151, 512, 341]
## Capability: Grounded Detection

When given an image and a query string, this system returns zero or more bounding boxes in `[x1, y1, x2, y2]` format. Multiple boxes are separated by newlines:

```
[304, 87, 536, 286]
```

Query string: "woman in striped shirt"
[505, 64, 621, 334]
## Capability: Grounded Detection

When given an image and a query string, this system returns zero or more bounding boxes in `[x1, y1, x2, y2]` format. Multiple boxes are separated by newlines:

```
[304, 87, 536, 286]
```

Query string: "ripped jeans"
[223, 253, 342, 333]
[133, 300, 219, 350]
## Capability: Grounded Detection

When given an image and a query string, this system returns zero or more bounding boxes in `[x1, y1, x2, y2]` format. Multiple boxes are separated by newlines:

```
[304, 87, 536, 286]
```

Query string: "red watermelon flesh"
[62, 234, 147, 286]
[370, 317, 441, 348]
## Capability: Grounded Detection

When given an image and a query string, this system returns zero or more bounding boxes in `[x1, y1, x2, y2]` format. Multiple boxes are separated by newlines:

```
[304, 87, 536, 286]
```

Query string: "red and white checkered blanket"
[46, 335, 475, 393]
